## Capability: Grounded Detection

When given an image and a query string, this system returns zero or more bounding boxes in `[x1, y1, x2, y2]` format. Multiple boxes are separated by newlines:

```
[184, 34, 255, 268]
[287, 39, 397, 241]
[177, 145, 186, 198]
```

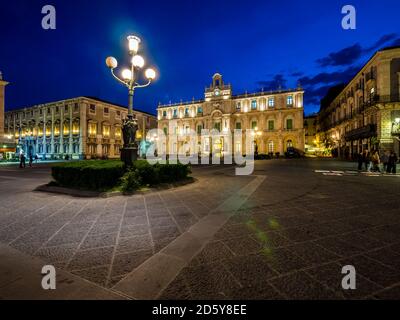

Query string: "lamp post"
[106, 35, 156, 167]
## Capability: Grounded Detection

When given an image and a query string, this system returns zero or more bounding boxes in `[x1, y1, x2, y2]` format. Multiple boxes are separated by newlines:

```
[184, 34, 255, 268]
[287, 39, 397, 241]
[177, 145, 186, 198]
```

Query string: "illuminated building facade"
[157, 73, 305, 156]
[318, 47, 400, 159]
[0, 72, 16, 160]
[4, 97, 157, 159]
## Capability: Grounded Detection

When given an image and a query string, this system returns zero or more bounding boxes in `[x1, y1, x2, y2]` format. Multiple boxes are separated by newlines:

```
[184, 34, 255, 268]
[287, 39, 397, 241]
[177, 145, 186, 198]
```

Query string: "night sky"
[1, 0, 399, 116]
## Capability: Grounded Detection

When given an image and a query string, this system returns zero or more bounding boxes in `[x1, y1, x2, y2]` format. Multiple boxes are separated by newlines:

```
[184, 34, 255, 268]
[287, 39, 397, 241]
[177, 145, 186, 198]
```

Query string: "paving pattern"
[0, 165, 252, 289]
[1, 159, 400, 299]
[160, 160, 400, 300]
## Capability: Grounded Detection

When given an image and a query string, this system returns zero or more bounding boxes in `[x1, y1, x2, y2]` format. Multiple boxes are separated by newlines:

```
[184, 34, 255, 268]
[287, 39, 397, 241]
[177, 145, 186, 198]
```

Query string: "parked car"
[285, 147, 304, 158]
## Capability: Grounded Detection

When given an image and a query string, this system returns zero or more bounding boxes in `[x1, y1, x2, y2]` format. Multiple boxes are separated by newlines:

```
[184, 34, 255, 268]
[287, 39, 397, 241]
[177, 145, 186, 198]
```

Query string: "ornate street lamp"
[106, 35, 157, 166]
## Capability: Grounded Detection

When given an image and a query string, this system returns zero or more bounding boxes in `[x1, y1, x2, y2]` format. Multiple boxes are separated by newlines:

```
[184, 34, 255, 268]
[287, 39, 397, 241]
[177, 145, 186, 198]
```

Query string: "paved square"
[0, 159, 400, 299]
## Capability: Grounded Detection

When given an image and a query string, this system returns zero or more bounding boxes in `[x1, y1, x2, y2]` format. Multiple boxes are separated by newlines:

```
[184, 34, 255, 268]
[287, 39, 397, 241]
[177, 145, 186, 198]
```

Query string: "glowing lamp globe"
[132, 55, 145, 68]
[106, 56, 118, 69]
[127, 35, 141, 53]
[145, 68, 156, 80]
[121, 69, 132, 81]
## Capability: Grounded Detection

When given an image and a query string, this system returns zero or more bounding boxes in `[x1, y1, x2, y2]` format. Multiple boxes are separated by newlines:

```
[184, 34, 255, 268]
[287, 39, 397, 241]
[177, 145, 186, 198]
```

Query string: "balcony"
[344, 124, 377, 141]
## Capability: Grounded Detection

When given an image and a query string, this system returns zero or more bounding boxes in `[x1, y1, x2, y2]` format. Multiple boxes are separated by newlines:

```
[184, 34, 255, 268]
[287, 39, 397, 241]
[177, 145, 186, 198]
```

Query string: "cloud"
[365, 33, 398, 52]
[298, 65, 360, 87]
[316, 44, 363, 67]
[257, 74, 287, 91]
[316, 33, 399, 67]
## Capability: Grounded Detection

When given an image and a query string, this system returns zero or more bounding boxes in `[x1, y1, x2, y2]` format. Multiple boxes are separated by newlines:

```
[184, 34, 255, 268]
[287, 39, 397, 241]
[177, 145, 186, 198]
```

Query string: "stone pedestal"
[121, 144, 138, 167]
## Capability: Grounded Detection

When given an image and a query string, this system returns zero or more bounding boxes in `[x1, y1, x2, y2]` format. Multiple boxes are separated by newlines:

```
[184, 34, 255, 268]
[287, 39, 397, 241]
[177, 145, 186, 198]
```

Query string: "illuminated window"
[63, 123, 70, 135]
[72, 122, 80, 135]
[287, 95, 293, 106]
[115, 127, 122, 139]
[268, 141, 274, 153]
[54, 124, 60, 136]
[268, 97, 275, 107]
[88, 123, 97, 136]
[102, 125, 110, 138]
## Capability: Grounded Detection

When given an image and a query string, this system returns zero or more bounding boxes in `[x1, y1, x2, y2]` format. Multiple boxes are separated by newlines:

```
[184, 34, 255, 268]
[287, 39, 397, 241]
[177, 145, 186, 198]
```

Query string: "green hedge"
[51, 160, 125, 190]
[51, 160, 191, 191]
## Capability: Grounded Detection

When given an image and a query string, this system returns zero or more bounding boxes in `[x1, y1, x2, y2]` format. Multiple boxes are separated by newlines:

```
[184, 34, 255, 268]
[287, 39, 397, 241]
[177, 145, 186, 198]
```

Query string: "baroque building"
[318, 46, 400, 159]
[0, 72, 16, 160]
[4, 96, 157, 159]
[157, 73, 305, 156]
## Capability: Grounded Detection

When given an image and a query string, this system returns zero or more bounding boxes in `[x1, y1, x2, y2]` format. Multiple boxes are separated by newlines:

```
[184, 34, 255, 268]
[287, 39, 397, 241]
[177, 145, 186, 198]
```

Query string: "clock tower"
[204, 73, 232, 101]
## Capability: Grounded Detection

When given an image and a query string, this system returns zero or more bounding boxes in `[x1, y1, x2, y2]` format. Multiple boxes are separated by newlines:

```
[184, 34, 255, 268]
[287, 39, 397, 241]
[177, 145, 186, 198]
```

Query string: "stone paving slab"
[0, 243, 126, 300]
[161, 161, 400, 300]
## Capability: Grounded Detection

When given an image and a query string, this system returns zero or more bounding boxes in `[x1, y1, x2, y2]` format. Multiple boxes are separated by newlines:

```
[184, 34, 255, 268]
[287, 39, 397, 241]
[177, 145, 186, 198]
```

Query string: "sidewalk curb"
[34, 177, 197, 198]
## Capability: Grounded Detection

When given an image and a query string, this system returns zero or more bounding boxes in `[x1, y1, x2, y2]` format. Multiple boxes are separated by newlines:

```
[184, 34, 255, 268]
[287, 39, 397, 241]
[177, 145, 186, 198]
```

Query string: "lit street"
[1, 159, 399, 299]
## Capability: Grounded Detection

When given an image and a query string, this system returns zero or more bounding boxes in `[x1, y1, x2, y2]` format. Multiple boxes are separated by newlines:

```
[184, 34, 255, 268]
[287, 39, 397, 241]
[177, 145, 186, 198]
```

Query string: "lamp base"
[121, 145, 138, 167]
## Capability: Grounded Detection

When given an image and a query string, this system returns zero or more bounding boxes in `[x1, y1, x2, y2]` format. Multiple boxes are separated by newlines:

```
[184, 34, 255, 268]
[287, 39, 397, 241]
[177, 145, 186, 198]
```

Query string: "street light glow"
[145, 68, 156, 80]
[105, 56, 118, 69]
[121, 69, 132, 80]
[127, 35, 141, 53]
[132, 55, 145, 68]
[395, 118, 400, 123]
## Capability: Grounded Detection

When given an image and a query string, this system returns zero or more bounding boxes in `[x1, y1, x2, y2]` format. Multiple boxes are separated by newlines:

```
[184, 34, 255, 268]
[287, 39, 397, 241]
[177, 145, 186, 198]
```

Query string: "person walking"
[19, 152, 26, 168]
[381, 150, 389, 172]
[388, 151, 398, 174]
[371, 151, 380, 172]
[364, 150, 371, 171]
[357, 151, 363, 171]
[29, 154, 33, 167]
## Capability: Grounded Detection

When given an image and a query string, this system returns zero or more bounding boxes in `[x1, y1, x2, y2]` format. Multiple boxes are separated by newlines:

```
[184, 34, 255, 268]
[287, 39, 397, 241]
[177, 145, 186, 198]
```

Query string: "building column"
[60, 105, 64, 154]
[50, 109, 55, 154]
[79, 103, 87, 158]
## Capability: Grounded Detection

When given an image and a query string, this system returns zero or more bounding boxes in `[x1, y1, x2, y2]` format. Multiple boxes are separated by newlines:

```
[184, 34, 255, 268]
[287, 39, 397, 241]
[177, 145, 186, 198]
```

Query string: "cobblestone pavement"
[1, 159, 400, 299]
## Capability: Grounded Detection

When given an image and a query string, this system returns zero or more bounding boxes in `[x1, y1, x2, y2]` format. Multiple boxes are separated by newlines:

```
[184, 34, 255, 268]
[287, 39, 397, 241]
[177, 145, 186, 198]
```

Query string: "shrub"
[120, 169, 142, 193]
[133, 160, 160, 185]
[51, 160, 125, 191]
[51, 160, 191, 191]
[155, 162, 191, 182]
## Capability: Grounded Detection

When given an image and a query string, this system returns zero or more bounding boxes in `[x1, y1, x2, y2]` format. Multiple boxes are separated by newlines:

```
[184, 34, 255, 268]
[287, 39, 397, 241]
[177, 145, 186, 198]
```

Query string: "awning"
[344, 124, 377, 141]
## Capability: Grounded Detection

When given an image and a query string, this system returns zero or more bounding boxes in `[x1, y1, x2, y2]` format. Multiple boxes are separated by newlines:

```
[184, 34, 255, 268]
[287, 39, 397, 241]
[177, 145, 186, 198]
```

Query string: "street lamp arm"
[110, 68, 129, 87]
[133, 79, 152, 89]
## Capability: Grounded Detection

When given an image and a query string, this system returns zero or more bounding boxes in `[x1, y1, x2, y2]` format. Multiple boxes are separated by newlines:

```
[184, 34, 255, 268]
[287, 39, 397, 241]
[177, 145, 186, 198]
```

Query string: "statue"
[122, 115, 138, 147]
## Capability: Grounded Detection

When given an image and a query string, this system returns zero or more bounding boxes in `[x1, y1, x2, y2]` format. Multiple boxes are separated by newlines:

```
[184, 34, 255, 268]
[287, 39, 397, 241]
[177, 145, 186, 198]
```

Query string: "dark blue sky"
[1, 0, 399, 115]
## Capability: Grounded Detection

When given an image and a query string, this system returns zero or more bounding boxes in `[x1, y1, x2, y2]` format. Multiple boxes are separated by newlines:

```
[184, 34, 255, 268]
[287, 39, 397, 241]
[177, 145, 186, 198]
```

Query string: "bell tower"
[0, 71, 9, 135]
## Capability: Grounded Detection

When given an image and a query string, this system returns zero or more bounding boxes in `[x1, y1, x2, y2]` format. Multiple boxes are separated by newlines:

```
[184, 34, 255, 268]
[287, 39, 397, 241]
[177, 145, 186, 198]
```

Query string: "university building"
[4, 96, 157, 159]
[157, 73, 305, 156]
[318, 46, 400, 159]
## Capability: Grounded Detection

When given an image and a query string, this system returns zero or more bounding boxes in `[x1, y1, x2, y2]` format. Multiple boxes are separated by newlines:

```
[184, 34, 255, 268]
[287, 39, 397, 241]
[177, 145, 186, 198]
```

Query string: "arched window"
[287, 140, 293, 148]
